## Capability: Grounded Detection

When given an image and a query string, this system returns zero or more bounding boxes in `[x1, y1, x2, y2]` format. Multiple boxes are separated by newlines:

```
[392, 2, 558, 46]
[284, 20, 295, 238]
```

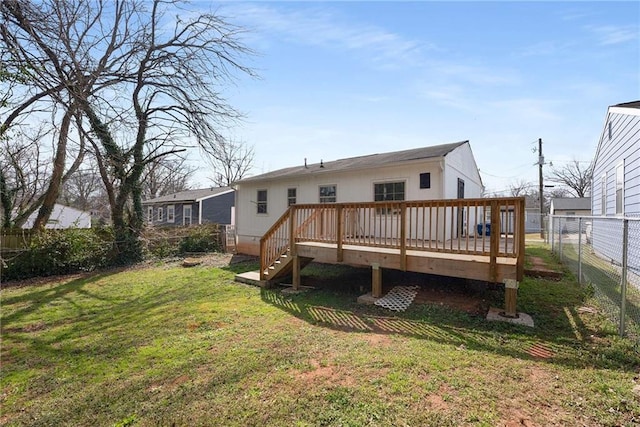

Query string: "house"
[550, 197, 591, 216]
[591, 101, 640, 217]
[589, 101, 640, 275]
[234, 141, 483, 256]
[142, 187, 235, 227]
[22, 204, 91, 229]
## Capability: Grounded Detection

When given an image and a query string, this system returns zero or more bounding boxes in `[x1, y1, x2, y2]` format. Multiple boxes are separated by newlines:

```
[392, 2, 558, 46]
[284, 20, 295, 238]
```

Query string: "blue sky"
[193, 1, 639, 195]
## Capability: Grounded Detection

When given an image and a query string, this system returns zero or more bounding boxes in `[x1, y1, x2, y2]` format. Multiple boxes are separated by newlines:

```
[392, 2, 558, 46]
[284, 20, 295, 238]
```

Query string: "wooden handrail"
[260, 197, 526, 281]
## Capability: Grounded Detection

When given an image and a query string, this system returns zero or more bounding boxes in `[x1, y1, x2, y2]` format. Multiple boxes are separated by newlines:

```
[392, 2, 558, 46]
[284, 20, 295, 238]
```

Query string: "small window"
[147, 207, 153, 223]
[374, 182, 405, 214]
[257, 190, 267, 214]
[374, 182, 405, 202]
[600, 175, 606, 216]
[419, 173, 431, 189]
[319, 185, 336, 203]
[287, 188, 296, 206]
[158, 207, 164, 222]
[167, 205, 175, 223]
[183, 204, 192, 225]
[616, 162, 624, 215]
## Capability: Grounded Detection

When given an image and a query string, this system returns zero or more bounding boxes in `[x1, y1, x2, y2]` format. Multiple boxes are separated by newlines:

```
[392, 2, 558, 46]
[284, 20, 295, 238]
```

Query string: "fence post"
[558, 217, 563, 260]
[550, 216, 555, 252]
[619, 219, 629, 337]
[578, 217, 583, 285]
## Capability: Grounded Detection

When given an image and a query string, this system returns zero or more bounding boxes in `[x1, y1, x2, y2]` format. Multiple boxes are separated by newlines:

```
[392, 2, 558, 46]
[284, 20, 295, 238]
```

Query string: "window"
[147, 207, 153, 223]
[374, 182, 405, 202]
[167, 205, 175, 223]
[257, 190, 267, 214]
[600, 175, 606, 216]
[158, 207, 164, 222]
[183, 205, 192, 225]
[457, 178, 465, 199]
[566, 211, 575, 221]
[419, 173, 431, 189]
[287, 188, 297, 206]
[616, 162, 624, 215]
[374, 182, 405, 214]
[319, 185, 336, 203]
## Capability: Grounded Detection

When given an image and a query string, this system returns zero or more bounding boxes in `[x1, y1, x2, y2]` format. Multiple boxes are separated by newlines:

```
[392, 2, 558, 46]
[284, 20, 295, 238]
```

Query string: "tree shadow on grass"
[259, 283, 640, 372]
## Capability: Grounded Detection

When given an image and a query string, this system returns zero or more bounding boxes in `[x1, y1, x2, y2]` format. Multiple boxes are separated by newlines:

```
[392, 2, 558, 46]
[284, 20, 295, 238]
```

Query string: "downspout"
[440, 159, 445, 198]
[198, 199, 203, 225]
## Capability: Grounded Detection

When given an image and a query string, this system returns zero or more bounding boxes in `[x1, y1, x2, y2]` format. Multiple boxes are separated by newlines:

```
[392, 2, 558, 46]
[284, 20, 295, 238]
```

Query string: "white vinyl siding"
[616, 161, 624, 215]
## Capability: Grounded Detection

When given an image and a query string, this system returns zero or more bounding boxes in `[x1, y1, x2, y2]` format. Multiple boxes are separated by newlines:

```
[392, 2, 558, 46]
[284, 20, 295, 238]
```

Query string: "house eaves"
[236, 141, 468, 184]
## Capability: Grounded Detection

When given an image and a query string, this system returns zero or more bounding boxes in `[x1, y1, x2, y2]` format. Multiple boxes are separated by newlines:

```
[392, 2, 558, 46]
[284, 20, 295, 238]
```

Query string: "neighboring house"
[589, 101, 640, 275]
[142, 187, 235, 227]
[550, 197, 591, 217]
[234, 141, 483, 256]
[22, 204, 91, 229]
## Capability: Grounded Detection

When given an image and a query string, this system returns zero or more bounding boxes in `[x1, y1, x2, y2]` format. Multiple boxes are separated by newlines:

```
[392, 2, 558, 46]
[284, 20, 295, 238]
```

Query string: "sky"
[190, 1, 639, 195]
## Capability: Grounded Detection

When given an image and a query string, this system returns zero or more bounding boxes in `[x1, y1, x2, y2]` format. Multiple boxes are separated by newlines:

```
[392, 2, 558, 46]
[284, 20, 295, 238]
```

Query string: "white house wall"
[236, 160, 445, 255]
[22, 204, 91, 229]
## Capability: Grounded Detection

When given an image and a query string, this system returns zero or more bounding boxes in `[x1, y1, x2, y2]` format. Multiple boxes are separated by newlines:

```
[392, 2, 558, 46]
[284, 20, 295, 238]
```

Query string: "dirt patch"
[525, 256, 562, 279]
[361, 333, 392, 347]
[292, 359, 355, 387]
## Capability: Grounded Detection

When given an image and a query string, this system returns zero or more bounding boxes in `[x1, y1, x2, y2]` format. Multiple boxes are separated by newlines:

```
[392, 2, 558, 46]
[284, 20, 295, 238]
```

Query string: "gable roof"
[237, 141, 468, 183]
[551, 197, 591, 211]
[142, 187, 233, 205]
[613, 100, 640, 109]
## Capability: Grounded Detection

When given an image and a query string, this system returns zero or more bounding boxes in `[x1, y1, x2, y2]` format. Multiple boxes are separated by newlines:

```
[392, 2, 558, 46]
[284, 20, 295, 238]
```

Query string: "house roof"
[613, 100, 640, 109]
[551, 197, 591, 211]
[142, 187, 233, 205]
[237, 141, 468, 183]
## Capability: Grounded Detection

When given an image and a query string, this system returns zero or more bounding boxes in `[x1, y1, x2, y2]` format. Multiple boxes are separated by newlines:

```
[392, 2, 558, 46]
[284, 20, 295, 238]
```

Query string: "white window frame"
[287, 188, 297, 206]
[167, 205, 175, 223]
[257, 189, 268, 214]
[158, 207, 164, 222]
[147, 206, 154, 223]
[183, 204, 192, 226]
[615, 161, 624, 215]
[319, 185, 337, 203]
[601, 174, 606, 216]
[373, 181, 405, 214]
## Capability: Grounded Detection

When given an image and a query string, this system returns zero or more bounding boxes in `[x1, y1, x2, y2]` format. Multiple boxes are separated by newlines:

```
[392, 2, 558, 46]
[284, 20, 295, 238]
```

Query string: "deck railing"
[260, 197, 526, 280]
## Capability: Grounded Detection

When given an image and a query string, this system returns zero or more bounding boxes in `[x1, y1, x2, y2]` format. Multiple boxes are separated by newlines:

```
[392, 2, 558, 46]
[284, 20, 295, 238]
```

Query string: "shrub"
[1, 227, 113, 281]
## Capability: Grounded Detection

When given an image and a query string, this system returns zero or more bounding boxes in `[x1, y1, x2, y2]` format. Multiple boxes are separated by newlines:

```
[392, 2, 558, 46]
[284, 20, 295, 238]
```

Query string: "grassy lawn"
[2, 246, 639, 426]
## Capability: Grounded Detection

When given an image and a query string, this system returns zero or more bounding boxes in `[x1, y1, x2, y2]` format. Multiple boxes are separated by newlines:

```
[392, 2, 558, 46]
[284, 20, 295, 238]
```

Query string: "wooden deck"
[258, 197, 526, 316]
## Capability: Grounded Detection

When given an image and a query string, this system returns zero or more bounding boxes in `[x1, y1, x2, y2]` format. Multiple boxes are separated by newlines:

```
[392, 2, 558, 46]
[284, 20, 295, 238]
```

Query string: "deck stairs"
[263, 247, 312, 280]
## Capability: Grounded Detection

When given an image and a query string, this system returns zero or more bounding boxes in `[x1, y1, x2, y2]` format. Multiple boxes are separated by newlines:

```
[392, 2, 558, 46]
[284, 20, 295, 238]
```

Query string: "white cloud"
[586, 25, 638, 46]
[220, 3, 430, 67]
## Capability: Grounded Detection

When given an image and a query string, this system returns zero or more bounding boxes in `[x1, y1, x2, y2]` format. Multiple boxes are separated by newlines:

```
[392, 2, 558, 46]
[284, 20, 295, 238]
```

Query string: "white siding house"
[234, 141, 483, 256]
[590, 101, 640, 274]
[591, 101, 640, 217]
[22, 204, 91, 229]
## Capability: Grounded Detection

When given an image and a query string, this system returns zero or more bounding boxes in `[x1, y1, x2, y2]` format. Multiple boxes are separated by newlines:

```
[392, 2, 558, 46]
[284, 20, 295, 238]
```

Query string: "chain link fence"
[548, 214, 640, 339]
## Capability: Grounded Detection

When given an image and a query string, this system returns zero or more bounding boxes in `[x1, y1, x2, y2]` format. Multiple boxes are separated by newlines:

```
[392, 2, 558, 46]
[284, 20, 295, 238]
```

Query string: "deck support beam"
[372, 263, 382, 298]
[504, 279, 519, 317]
[292, 255, 301, 290]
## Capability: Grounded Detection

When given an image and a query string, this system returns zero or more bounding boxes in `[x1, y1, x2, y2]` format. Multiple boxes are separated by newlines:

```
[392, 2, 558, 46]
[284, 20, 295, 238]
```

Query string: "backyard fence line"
[547, 214, 640, 339]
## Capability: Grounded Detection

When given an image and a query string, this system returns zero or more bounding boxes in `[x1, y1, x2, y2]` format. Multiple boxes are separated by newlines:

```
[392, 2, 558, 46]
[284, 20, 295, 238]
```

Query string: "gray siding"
[592, 110, 640, 217]
[201, 191, 234, 225]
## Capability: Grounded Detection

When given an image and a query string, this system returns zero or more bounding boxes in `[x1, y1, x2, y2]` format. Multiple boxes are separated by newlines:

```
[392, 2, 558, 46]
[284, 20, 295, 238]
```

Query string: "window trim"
[287, 188, 297, 206]
[615, 161, 624, 215]
[167, 205, 175, 223]
[319, 184, 337, 204]
[600, 174, 606, 216]
[147, 206, 154, 223]
[158, 207, 164, 222]
[257, 189, 268, 214]
[183, 204, 193, 226]
[374, 181, 405, 214]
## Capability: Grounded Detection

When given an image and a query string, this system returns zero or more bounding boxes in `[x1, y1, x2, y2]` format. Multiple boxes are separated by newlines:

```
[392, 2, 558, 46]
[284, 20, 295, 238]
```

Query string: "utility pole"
[538, 138, 545, 239]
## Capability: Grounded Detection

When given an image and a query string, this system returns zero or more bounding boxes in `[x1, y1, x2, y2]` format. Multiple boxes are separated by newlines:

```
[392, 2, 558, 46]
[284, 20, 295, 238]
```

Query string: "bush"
[1, 227, 113, 281]
[143, 224, 222, 258]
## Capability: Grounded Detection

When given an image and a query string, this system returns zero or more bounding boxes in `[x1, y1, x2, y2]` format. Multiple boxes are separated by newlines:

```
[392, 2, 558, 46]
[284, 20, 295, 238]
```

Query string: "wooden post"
[400, 203, 407, 271]
[504, 279, 518, 317]
[516, 198, 525, 281]
[372, 263, 382, 298]
[292, 255, 300, 290]
[336, 205, 343, 262]
[489, 200, 500, 283]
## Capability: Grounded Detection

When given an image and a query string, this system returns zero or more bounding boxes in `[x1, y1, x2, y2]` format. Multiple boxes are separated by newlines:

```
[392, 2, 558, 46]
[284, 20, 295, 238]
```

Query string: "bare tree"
[207, 138, 254, 187]
[142, 156, 194, 200]
[508, 179, 533, 197]
[2, 0, 255, 262]
[546, 160, 593, 198]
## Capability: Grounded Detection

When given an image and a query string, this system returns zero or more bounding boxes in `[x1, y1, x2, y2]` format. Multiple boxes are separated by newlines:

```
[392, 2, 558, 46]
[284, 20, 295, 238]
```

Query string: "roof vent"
[304, 158, 308, 168]
[320, 159, 324, 168]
